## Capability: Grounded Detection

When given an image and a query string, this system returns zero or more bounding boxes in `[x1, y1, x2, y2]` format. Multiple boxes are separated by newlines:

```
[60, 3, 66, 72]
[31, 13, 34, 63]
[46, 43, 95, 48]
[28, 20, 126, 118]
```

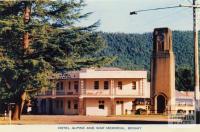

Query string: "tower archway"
[156, 95, 166, 114]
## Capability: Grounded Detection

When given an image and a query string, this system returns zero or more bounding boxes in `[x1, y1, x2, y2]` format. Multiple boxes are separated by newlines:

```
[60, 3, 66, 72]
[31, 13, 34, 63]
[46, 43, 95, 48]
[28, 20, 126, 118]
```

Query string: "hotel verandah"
[36, 67, 150, 116]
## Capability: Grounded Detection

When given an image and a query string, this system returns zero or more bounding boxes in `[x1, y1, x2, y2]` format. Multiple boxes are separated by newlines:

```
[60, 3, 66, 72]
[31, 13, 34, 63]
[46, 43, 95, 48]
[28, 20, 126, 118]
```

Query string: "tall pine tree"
[0, 0, 114, 120]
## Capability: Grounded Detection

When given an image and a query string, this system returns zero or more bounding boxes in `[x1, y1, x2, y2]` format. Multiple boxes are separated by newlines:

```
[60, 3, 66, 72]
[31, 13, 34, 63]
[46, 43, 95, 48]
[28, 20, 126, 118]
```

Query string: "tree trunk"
[11, 91, 26, 120]
[12, 1, 30, 121]
[11, 103, 20, 120]
[23, 32, 29, 49]
[23, 2, 31, 49]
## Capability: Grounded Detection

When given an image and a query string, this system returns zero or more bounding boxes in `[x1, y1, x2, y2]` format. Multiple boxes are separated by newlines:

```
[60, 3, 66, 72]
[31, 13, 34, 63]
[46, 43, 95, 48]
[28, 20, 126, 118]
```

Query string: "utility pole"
[193, 0, 200, 124]
[130, 0, 200, 123]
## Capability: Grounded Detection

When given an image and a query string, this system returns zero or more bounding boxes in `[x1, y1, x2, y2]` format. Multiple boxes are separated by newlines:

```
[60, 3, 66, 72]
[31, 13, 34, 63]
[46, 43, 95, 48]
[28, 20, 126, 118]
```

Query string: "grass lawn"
[0, 115, 169, 125]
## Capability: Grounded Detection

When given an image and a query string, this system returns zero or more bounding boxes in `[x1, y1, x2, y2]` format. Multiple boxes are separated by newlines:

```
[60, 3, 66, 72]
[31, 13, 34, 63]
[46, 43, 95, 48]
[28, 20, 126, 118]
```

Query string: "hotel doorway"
[116, 101, 124, 115]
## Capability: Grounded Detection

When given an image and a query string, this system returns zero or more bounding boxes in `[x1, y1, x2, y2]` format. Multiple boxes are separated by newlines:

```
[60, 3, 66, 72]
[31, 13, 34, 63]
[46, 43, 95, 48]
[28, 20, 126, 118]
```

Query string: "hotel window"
[118, 81, 122, 90]
[68, 82, 71, 90]
[74, 81, 79, 92]
[56, 81, 63, 90]
[67, 100, 71, 109]
[132, 81, 136, 89]
[56, 82, 60, 90]
[98, 100, 105, 109]
[94, 81, 99, 89]
[116, 101, 123, 104]
[74, 104, 78, 109]
[60, 82, 63, 90]
[74, 100, 78, 109]
[104, 81, 109, 89]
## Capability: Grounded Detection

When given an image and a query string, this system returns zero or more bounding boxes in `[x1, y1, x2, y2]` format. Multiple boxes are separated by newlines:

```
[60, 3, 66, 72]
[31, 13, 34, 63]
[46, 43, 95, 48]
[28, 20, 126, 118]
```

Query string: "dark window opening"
[94, 81, 99, 89]
[60, 82, 63, 90]
[99, 105, 104, 109]
[118, 81, 122, 90]
[98, 100, 105, 109]
[67, 100, 71, 109]
[56, 81, 63, 91]
[74, 81, 79, 92]
[68, 82, 71, 90]
[74, 104, 78, 109]
[117, 101, 123, 104]
[104, 81, 109, 89]
[132, 81, 136, 89]
[56, 82, 60, 90]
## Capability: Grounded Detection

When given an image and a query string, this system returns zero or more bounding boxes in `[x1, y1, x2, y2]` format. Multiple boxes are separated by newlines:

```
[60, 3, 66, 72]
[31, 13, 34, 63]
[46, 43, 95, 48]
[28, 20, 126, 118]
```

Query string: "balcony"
[56, 90, 65, 95]
[37, 90, 79, 97]
[84, 89, 111, 96]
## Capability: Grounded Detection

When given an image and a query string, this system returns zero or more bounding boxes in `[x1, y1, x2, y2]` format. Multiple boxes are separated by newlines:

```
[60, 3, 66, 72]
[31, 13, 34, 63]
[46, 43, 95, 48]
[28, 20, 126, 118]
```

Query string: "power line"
[141, 8, 190, 30]
[130, 5, 181, 15]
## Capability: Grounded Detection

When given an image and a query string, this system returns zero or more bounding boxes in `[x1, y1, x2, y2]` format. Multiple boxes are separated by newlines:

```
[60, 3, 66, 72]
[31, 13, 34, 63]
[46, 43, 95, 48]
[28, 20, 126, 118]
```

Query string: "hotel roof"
[50, 67, 147, 79]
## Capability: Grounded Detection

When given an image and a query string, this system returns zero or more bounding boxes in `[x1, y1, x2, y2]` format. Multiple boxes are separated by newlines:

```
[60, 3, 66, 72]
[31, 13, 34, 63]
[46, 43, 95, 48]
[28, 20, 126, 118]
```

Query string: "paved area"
[0, 115, 169, 125]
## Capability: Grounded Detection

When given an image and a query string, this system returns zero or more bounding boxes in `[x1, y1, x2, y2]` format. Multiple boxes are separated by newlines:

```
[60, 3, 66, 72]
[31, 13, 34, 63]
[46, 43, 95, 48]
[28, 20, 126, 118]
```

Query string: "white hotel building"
[36, 67, 150, 116]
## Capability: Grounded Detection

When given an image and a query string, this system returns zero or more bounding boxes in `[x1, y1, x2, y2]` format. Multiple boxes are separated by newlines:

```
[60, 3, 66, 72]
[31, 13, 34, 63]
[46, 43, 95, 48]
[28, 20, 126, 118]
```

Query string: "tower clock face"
[156, 32, 165, 51]
[156, 32, 164, 44]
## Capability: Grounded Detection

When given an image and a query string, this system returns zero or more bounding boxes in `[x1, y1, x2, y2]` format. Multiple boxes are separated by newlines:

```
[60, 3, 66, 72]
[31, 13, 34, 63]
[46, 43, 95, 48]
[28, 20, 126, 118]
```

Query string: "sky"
[81, 0, 196, 33]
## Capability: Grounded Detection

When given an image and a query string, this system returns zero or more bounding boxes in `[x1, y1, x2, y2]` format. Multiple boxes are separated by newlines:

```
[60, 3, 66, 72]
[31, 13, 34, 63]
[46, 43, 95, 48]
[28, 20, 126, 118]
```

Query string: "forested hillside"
[98, 31, 195, 91]
[99, 31, 194, 70]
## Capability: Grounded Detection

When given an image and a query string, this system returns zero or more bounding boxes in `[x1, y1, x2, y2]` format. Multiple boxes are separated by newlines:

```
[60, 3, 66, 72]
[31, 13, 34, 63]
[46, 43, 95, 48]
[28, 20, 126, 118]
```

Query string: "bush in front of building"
[135, 108, 147, 115]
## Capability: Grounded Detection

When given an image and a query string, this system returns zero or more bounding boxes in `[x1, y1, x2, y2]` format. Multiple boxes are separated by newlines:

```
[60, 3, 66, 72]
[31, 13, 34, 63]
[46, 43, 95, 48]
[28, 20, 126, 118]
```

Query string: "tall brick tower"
[151, 28, 176, 114]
